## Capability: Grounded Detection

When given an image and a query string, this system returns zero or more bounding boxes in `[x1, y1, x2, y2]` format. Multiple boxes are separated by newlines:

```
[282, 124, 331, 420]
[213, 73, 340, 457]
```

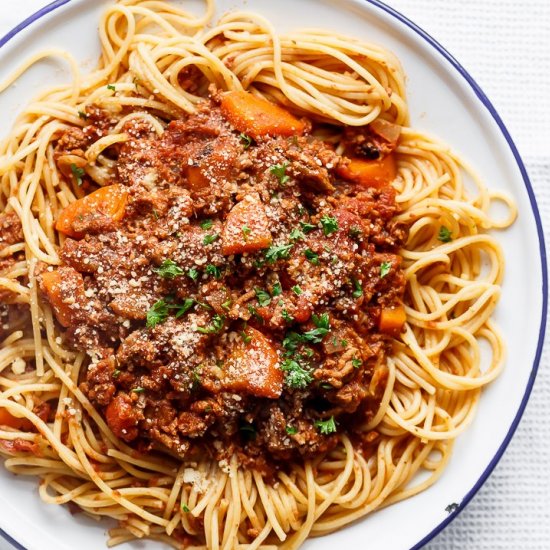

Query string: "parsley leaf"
[107, 84, 116, 91]
[272, 282, 282, 297]
[132, 387, 145, 393]
[352, 278, 363, 299]
[320, 215, 339, 236]
[187, 268, 199, 281]
[289, 228, 305, 241]
[282, 309, 294, 323]
[265, 243, 293, 263]
[205, 264, 222, 279]
[203, 233, 219, 245]
[200, 219, 213, 230]
[195, 314, 225, 334]
[352, 357, 362, 368]
[291, 285, 303, 296]
[285, 425, 298, 435]
[77, 110, 88, 120]
[240, 330, 252, 344]
[270, 162, 290, 185]
[304, 249, 319, 265]
[255, 287, 272, 307]
[301, 313, 330, 343]
[281, 358, 314, 389]
[314, 416, 337, 434]
[174, 298, 196, 318]
[181, 503, 190, 513]
[70, 163, 85, 186]
[300, 221, 317, 233]
[146, 299, 169, 328]
[154, 259, 184, 279]
[438, 226, 453, 243]
[239, 133, 253, 149]
[242, 226, 251, 239]
[349, 225, 362, 239]
[380, 261, 392, 278]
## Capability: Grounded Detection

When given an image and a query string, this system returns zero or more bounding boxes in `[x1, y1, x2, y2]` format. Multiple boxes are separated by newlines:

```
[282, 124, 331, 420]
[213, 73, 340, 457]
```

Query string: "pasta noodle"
[0, 0, 516, 548]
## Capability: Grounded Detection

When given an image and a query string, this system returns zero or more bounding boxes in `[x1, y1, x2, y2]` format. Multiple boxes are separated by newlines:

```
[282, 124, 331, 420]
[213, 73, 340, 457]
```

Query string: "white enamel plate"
[0, 1, 546, 549]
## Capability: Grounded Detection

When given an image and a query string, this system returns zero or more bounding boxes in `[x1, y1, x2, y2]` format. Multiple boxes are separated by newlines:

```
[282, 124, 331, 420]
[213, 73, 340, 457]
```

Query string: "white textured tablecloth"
[0, 1, 549, 549]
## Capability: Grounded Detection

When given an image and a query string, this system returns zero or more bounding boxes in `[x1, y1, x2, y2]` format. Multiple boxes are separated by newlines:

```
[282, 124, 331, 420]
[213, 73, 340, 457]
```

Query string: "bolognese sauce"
[39, 90, 406, 468]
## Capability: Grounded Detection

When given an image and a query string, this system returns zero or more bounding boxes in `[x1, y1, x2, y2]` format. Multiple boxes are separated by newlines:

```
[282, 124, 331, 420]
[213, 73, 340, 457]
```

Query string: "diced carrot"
[105, 394, 139, 442]
[41, 266, 85, 327]
[220, 90, 306, 139]
[336, 154, 397, 188]
[55, 184, 128, 239]
[379, 306, 406, 336]
[0, 408, 33, 431]
[221, 194, 272, 255]
[224, 327, 283, 399]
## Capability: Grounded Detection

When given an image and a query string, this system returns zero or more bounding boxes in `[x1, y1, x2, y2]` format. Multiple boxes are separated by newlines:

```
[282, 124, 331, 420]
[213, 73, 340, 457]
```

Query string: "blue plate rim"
[0, 1, 546, 549]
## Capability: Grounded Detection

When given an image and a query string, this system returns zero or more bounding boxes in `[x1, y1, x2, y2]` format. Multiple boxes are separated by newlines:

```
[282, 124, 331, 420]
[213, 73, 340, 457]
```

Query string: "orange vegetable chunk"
[336, 154, 397, 188]
[55, 184, 128, 239]
[224, 327, 283, 399]
[0, 408, 33, 431]
[220, 90, 306, 139]
[222, 194, 272, 255]
[41, 266, 85, 327]
[379, 306, 406, 336]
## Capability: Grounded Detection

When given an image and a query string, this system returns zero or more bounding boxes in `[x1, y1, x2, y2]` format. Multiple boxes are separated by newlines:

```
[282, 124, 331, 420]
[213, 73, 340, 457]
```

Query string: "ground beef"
[39, 96, 407, 469]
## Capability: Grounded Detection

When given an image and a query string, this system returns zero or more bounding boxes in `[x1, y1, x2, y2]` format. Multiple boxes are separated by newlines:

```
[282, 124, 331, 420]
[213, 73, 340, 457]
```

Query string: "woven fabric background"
[0, 1, 549, 549]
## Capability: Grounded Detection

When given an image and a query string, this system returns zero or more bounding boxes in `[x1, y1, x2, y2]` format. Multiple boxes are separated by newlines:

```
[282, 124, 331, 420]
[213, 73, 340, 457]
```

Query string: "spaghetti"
[0, 1, 516, 549]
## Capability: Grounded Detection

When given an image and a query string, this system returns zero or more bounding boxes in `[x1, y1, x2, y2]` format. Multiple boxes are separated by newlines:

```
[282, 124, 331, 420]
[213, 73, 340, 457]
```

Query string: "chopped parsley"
[239, 133, 253, 149]
[270, 161, 290, 185]
[187, 268, 199, 282]
[302, 313, 330, 343]
[242, 225, 251, 239]
[255, 287, 272, 307]
[181, 503, 190, 513]
[352, 357, 362, 369]
[221, 299, 232, 310]
[304, 249, 319, 265]
[205, 264, 222, 279]
[281, 358, 314, 389]
[107, 84, 116, 91]
[195, 314, 225, 334]
[271, 282, 282, 297]
[281, 309, 294, 323]
[265, 243, 293, 263]
[285, 425, 298, 435]
[146, 299, 170, 328]
[240, 330, 252, 344]
[70, 163, 85, 186]
[77, 110, 88, 120]
[113, 369, 121, 378]
[320, 215, 339, 236]
[132, 387, 145, 394]
[200, 219, 213, 230]
[314, 416, 337, 434]
[352, 278, 363, 299]
[291, 285, 303, 296]
[174, 298, 196, 318]
[203, 233, 219, 245]
[300, 221, 317, 233]
[380, 261, 392, 278]
[438, 226, 453, 243]
[154, 259, 184, 279]
[289, 228, 306, 241]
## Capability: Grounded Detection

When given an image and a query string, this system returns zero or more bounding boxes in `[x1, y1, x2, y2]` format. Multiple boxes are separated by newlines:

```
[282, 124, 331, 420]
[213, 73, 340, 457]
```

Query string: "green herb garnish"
[380, 261, 391, 278]
[200, 219, 213, 230]
[438, 226, 453, 243]
[154, 259, 184, 279]
[255, 287, 272, 307]
[304, 249, 319, 265]
[203, 233, 219, 245]
[70, 163, 85, 186]
[239, 133, 253, 149]
[265, 243, 293, 263]
[270, 161, 290, 185]
[320, 215, 339, 236]
[314, 416, 337, 434]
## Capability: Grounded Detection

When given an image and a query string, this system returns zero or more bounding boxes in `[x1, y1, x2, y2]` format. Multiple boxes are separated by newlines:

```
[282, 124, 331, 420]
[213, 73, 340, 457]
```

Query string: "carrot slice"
[0, 408, 33, 431]
[222, 194, 272, 255]
[224, 327, 283, 399]
[379, 306, 406, 336]
[41, 267, 85, 327]
[336, 154, 397, 188]
[220, 90, 306, 139]
[55, 184, 128, 239]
